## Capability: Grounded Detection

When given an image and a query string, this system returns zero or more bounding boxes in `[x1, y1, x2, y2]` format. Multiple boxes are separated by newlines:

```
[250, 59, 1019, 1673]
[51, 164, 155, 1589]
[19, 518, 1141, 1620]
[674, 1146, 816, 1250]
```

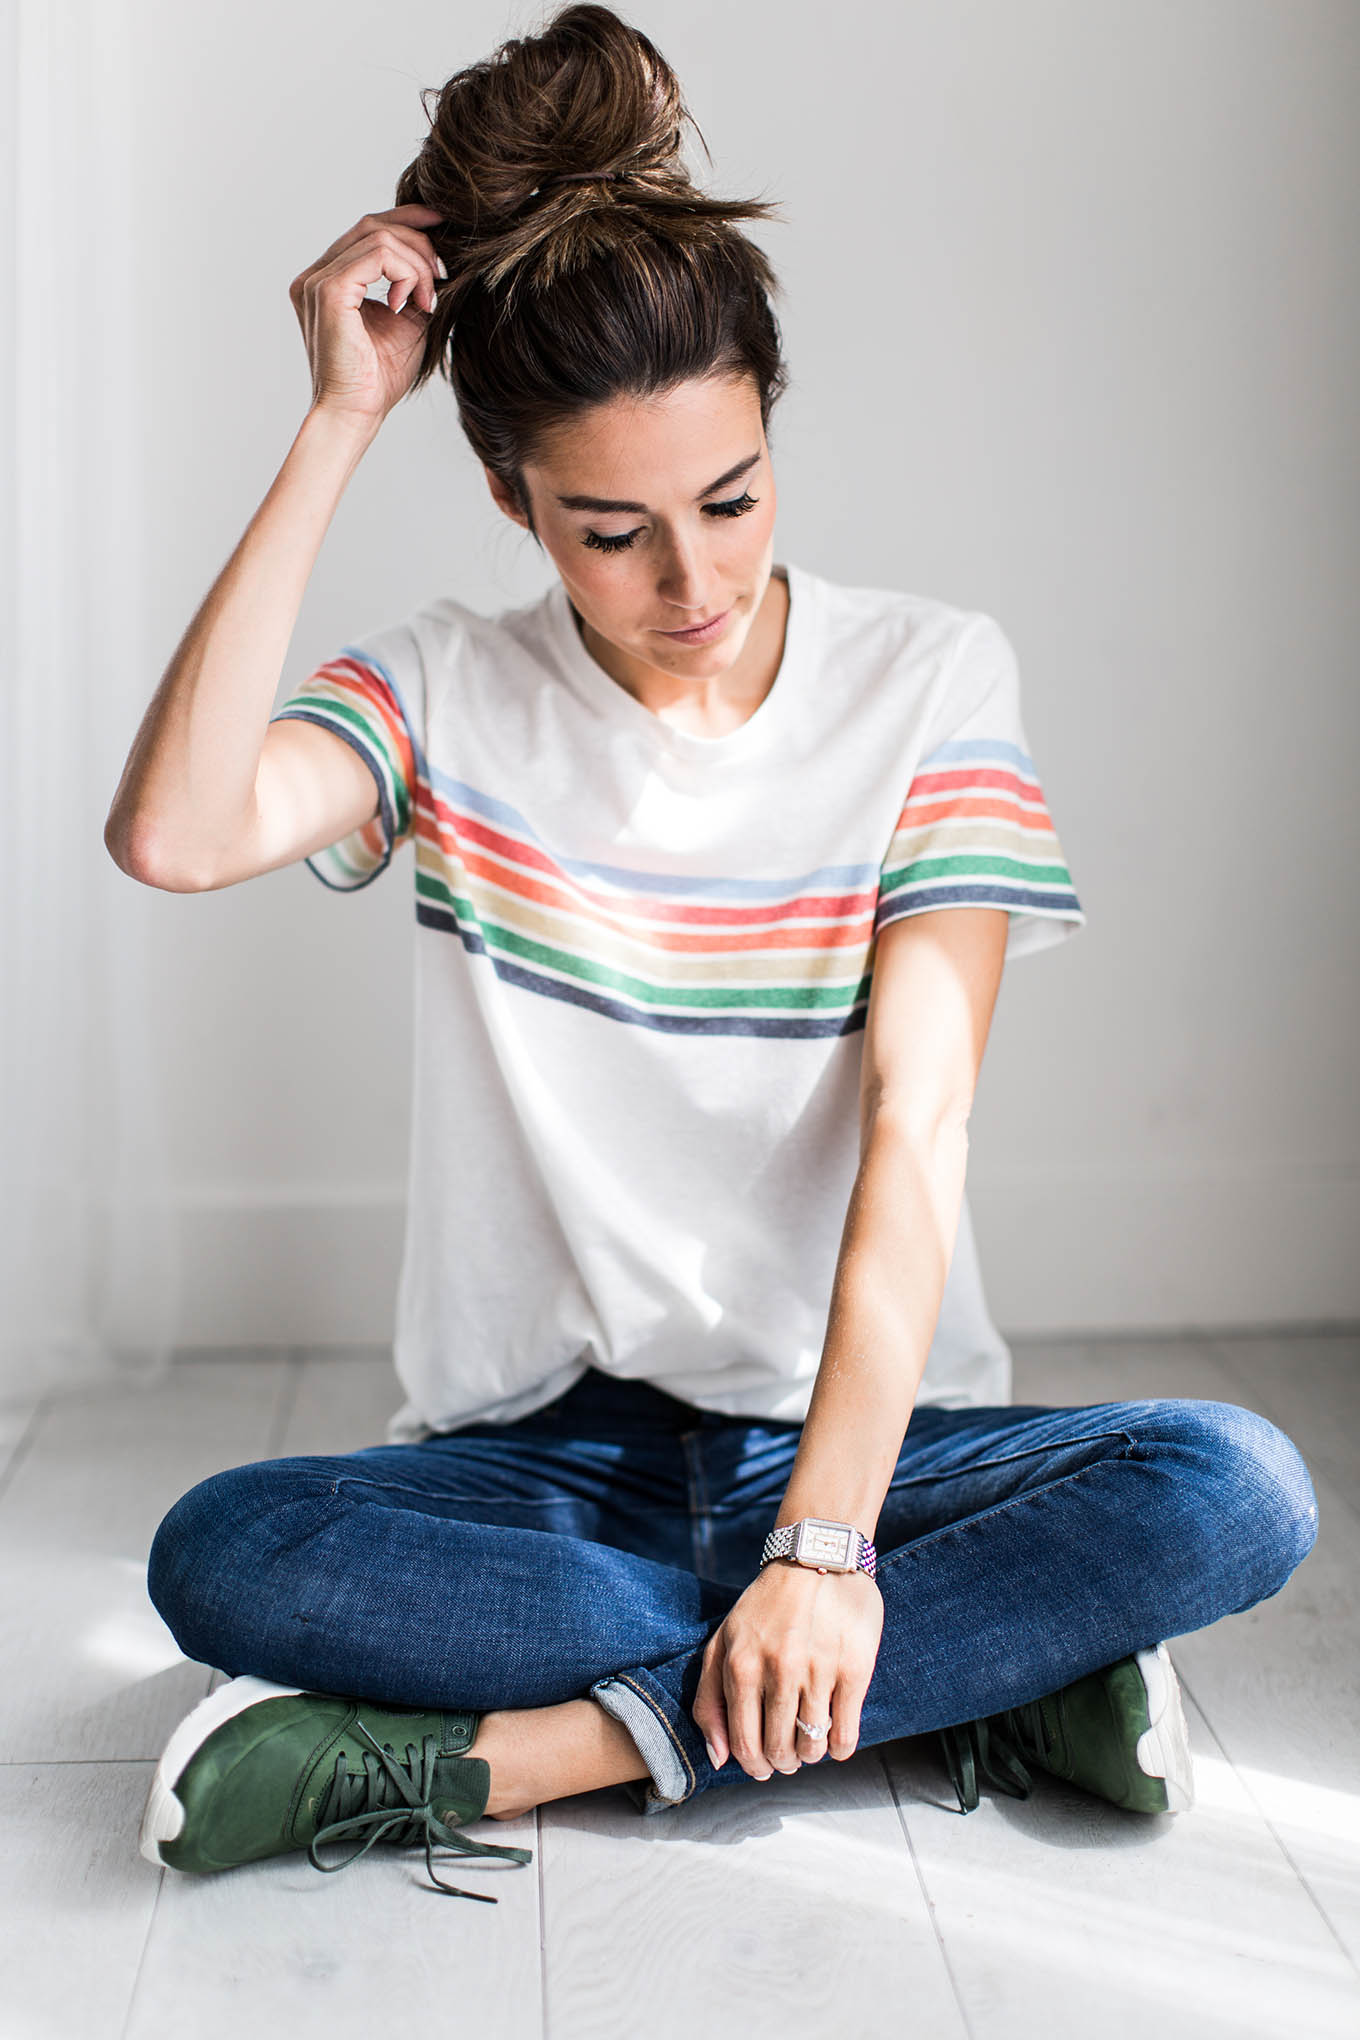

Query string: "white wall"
[121, 0, 1360, 1344]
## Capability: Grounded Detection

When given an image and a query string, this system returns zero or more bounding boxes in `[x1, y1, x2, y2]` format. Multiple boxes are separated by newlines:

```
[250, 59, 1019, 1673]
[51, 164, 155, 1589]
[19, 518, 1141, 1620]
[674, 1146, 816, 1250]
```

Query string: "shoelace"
[308, 1715, 533, 1900]
[937, 1695, 1057, 1816]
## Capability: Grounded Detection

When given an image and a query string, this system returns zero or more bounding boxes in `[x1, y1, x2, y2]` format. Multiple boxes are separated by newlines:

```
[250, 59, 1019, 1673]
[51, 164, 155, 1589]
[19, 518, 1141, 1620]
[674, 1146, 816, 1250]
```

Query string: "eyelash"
[582, 491, 760, 554]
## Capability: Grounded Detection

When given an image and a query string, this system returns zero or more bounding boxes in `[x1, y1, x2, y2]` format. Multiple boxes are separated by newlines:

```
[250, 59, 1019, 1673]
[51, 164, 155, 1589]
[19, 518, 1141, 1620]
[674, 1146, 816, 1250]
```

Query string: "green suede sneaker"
[139, 1675, 533, 1899]
[937, 1642, 1195, 1817]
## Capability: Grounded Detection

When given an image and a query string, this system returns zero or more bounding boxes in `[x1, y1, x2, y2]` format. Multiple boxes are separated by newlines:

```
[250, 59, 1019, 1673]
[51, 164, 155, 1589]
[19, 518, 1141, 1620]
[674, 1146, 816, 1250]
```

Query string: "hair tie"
[540, 168, 628, 190]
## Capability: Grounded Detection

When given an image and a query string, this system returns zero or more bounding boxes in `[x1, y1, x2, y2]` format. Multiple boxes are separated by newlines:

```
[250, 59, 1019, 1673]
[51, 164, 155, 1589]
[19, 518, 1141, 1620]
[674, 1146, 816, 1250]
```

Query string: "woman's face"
[487, 371, 778, 686]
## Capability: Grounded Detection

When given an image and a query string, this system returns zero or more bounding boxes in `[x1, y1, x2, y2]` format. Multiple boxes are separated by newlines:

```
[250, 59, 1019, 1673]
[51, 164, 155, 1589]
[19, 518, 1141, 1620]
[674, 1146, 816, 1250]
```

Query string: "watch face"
[796, 1520, 853, 1568]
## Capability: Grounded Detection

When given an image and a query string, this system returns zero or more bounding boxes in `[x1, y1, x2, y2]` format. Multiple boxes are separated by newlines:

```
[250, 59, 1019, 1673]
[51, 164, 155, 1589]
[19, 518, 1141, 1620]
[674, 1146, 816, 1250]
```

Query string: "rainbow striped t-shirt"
[270, 562, 1084, 1438]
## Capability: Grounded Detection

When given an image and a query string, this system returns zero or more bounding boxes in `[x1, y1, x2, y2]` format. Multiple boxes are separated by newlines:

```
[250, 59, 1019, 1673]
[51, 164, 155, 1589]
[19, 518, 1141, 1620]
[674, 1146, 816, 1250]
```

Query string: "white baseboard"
[169, 1164, 1360, 1347]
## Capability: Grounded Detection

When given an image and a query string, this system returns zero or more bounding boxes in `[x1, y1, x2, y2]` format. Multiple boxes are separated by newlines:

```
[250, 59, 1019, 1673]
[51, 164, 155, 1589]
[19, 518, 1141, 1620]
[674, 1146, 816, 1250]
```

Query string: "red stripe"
[411, 792, 876, 951]
[318, 658, 416, 787]
[895, 793, 1058, 832]
[908, 765, 1044, 802]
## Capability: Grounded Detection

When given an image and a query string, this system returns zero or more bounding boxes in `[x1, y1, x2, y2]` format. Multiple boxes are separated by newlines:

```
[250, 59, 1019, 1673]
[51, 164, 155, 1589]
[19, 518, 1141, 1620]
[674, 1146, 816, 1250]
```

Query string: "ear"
[484, 463, 530, 530]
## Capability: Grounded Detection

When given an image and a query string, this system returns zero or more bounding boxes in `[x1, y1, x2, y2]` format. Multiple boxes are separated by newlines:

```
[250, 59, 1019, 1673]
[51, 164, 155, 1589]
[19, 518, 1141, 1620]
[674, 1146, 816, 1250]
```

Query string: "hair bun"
[390, 0, 788, 484]
[395, 4, 721, 288]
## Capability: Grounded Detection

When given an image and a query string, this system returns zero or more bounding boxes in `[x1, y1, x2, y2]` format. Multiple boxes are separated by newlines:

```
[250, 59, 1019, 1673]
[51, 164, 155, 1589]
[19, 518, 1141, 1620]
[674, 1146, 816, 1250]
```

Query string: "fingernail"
[704, 1740, 720, 1769]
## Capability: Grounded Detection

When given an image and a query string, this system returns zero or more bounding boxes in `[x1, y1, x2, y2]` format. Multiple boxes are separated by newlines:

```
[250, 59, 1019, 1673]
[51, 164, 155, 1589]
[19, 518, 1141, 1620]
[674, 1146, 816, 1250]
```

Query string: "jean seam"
[876, 1436, 1140, 1573]
[329, 1474, 580, 1509]
[610, 1671, 697, 1801]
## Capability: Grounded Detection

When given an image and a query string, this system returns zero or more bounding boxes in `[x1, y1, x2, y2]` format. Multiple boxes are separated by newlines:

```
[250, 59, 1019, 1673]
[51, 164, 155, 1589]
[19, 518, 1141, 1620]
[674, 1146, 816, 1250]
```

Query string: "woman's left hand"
[692, 1561, 885, 1778]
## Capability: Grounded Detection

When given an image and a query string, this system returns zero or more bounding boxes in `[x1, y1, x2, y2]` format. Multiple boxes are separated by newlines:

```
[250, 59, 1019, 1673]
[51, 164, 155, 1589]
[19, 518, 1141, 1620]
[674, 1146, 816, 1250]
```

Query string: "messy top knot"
[393, 2, 789, 532]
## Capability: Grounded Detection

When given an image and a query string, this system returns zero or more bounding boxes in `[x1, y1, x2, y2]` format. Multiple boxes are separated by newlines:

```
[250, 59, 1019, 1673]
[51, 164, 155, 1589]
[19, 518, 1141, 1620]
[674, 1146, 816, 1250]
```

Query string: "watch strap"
[760, 1520, 878, 1580]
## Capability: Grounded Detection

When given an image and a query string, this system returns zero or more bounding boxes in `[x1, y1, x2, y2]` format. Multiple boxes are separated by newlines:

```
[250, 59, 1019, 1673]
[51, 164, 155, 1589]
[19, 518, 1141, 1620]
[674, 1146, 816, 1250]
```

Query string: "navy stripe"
[414, 902, 871, 1038]
[272, 707, 398, 891]
[876, 883, 1083, 927]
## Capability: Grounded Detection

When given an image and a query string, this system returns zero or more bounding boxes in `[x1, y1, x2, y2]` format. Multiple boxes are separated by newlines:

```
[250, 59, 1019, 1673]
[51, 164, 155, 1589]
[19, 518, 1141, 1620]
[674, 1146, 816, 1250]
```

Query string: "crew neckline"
[545, 563, 809, 760]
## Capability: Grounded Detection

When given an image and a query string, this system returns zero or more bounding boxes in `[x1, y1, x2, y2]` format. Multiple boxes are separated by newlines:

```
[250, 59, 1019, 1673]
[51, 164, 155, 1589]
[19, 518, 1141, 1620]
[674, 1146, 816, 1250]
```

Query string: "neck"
[574, 567, 790, 735]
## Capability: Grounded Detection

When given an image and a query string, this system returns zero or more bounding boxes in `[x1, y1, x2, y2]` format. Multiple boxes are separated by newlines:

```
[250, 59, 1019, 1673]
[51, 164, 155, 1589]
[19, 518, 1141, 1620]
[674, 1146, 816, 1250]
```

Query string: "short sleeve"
[875, 613, 1086, 961]
[269, 623, 425, 892]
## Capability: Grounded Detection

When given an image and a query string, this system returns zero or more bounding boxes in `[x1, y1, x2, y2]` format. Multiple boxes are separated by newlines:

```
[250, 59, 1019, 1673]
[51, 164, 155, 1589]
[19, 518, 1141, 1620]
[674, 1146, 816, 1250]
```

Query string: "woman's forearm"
[775, 1115, 972, 1540]
[104, 404, 378, 890]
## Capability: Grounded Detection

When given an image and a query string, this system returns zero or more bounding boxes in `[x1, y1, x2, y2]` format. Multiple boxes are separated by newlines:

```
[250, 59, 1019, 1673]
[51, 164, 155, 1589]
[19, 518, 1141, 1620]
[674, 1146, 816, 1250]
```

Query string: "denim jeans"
[146, 1366, 1319, 1813]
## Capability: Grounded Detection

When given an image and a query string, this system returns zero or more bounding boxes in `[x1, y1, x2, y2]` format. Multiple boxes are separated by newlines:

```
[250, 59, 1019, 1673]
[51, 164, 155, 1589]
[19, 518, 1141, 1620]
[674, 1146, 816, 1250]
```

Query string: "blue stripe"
[919, 736, 1039, 774]
[425, 763, 881, 900]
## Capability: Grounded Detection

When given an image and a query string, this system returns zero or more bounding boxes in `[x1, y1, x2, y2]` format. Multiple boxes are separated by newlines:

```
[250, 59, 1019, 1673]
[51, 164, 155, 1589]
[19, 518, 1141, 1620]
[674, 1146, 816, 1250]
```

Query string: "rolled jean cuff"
[589, 1668, 702, 1815]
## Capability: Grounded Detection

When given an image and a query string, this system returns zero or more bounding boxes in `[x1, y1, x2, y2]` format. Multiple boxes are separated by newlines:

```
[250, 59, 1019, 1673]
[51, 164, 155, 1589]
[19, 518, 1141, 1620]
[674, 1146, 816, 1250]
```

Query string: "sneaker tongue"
[431, 1752, 491, 1823]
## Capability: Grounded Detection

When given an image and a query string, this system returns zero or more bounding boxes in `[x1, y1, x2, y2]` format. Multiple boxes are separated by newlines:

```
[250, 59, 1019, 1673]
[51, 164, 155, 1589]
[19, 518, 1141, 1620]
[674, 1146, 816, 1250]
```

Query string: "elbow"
[104, 810, 215, 892]
[861, 1087, 973, 1155]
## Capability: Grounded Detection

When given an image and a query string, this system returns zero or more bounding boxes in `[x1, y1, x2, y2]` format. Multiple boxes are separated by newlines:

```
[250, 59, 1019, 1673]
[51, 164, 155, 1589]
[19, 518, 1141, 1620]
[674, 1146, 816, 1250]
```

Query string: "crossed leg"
[146, 1395, 1317, 1815]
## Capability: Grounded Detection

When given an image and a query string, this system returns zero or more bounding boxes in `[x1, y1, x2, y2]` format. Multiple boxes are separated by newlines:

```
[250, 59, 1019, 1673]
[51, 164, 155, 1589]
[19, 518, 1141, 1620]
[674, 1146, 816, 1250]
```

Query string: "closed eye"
[582, 491, 761, 554]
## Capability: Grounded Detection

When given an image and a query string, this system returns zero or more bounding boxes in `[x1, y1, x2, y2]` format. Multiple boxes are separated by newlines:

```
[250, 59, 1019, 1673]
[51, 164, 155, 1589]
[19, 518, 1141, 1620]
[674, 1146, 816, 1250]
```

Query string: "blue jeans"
[146, 1367, 1318, 1813]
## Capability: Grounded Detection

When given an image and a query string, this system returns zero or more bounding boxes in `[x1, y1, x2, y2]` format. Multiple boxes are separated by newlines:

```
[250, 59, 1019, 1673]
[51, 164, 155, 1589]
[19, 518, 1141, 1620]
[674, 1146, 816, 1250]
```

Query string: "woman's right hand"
[289, 204, 447, 430]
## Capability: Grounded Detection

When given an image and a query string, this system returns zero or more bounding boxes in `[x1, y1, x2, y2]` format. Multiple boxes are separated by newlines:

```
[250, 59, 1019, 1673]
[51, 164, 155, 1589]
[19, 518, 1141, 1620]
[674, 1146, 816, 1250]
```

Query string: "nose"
[655, 529, 717, 615]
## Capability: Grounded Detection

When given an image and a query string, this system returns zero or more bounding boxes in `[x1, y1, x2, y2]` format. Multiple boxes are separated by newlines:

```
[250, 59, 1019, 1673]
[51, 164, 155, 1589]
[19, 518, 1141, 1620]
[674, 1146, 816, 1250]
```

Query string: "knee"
[1147, 1399, 1319, 1603]
[146, 1458, 330, 1662]
[147, 1463, 246, 1654]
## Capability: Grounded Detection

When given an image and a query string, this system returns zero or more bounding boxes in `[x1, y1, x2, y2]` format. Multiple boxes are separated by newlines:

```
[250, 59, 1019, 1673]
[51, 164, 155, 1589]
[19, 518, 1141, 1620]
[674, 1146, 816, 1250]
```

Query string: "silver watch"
[760, 1517, 878, 1580]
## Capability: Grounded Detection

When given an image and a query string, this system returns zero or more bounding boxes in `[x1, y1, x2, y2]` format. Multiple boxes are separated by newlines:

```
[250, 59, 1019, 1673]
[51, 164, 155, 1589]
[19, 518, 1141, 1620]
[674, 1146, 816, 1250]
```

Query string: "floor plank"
[538, 1753, 967, 2040]
[883, 1688, 1359, 2038]
[0, 1396, 43, 1493]
[126, 1806, 542, 2038]
[0, 1356, 293, 1762]
[282, 1349, 404, 1455]
[0, 1762, 162, 2040]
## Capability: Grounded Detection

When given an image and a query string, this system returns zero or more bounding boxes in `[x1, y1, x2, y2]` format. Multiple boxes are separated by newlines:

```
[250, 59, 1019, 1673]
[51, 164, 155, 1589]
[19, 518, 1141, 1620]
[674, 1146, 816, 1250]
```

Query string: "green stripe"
[881, 851, 1074, 887]
[281, 696, 410, 836]
[416, 871, 870, 1013]
[331, 839, 380, 874]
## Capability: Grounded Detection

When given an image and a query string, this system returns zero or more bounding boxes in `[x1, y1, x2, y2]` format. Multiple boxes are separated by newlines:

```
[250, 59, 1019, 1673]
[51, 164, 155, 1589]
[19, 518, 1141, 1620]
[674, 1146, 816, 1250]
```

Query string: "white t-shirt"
[271, 562, 1085, 1440]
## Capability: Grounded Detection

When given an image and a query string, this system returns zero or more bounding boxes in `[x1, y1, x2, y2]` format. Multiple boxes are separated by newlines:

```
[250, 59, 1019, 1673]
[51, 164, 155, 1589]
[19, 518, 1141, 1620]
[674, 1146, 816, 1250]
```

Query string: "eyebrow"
[552, 449, 762, 514]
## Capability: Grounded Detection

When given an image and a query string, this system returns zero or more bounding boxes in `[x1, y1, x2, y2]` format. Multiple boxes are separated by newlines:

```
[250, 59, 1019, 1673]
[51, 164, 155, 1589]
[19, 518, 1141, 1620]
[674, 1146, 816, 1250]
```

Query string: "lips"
[660, 607, 730, 637]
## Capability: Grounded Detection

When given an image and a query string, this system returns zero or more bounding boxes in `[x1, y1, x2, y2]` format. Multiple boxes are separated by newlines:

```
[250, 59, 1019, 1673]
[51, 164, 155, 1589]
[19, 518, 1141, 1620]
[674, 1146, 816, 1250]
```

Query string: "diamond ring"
[795, 1716, 829, 1739]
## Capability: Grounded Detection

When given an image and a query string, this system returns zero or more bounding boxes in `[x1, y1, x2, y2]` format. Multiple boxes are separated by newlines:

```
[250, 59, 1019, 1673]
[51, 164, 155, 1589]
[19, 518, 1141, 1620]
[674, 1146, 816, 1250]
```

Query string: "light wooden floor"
[3, 1332, 1358, 2040]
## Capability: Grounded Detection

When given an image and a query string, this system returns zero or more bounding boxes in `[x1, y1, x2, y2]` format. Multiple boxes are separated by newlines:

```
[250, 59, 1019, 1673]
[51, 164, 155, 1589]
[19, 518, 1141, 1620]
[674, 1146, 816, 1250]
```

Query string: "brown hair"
[393, 2, 789, 536]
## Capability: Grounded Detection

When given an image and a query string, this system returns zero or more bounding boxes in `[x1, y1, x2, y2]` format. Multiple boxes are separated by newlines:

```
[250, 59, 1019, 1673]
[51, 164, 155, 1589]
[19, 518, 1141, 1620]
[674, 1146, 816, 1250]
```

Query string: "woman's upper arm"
[202, 716, 382, 889]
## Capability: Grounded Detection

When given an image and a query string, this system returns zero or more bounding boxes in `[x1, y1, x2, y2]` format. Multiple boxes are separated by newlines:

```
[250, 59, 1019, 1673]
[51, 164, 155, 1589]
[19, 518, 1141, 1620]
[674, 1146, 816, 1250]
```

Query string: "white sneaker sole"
[1132, 1642, 1195, 1813]
[139, 1675, 305, 1867]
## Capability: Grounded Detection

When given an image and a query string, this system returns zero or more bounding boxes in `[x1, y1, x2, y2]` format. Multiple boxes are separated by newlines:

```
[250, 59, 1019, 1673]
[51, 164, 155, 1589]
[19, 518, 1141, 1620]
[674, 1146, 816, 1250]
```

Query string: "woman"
[108, 4, 1317, 1902]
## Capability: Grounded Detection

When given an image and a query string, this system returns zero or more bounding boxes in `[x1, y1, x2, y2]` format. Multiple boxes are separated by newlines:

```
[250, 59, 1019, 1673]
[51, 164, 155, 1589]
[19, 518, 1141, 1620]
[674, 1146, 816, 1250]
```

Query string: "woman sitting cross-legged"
[106, 3, 1319, 1901]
